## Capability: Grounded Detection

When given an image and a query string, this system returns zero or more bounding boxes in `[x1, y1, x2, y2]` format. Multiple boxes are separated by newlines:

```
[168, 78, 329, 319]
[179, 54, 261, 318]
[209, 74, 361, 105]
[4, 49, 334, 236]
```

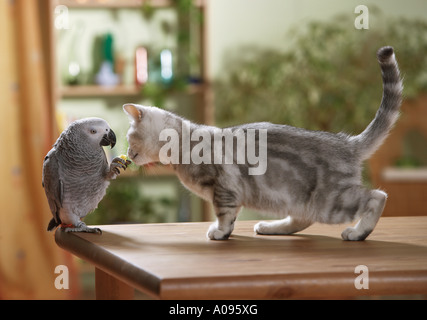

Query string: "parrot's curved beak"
[100, 129, 116, 149]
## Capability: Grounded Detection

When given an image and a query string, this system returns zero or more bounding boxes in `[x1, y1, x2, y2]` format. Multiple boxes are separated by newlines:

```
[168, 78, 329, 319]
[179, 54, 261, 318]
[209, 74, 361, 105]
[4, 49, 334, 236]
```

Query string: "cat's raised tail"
[353, 46, 403, 160]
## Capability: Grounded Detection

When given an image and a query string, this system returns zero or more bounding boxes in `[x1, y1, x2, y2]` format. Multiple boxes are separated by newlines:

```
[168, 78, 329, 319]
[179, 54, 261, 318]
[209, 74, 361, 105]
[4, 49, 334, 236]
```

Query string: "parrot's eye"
[90, 129, 97, 134]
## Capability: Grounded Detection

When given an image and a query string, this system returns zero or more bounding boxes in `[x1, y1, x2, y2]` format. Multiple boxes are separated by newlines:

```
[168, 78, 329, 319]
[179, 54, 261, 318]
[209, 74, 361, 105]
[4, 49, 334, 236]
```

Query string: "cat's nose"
[127, 148, 138, 160]
[127, 147, 134, 157]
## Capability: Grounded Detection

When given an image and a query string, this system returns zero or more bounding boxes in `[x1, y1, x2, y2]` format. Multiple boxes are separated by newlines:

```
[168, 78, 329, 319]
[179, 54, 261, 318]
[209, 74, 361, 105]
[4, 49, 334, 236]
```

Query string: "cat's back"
[232, 121, 356, 162]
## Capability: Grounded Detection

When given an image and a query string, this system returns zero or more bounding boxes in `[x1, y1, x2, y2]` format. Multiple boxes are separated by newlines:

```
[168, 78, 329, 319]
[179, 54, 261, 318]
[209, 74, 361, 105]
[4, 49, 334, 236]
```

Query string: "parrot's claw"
[112, 157, 128, 166]
[108, 157, 132, 179]
[63, 222, 102, 234]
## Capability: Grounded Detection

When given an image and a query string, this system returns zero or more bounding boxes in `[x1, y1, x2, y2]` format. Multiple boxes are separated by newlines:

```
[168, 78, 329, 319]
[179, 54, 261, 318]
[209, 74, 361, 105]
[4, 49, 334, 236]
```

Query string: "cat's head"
[123, 103, 168, 165]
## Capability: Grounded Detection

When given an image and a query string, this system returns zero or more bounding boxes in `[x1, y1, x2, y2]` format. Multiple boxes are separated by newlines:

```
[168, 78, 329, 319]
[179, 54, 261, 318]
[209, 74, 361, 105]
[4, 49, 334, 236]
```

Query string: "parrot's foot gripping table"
[55, 217, 427, 299]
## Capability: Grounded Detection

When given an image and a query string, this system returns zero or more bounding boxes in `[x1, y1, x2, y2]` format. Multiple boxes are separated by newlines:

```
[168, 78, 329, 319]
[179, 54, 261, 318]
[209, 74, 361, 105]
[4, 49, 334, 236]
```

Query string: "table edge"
[160, 270, 427, 299]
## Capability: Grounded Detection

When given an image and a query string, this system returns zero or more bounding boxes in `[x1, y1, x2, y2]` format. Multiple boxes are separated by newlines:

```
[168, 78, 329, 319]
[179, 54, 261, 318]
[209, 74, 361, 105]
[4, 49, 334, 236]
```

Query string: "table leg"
[95, 267, 134, 300]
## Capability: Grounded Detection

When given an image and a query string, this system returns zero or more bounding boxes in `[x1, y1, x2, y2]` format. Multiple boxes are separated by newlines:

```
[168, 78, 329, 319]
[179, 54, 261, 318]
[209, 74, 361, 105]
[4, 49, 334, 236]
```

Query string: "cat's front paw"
[207, 223, 231, 240]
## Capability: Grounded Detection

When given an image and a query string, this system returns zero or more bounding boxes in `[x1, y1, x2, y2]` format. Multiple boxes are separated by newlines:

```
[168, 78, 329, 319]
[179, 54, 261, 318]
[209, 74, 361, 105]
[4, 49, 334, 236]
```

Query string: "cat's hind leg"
[341, 189, 387, 241]
[254, 216, 312, 235]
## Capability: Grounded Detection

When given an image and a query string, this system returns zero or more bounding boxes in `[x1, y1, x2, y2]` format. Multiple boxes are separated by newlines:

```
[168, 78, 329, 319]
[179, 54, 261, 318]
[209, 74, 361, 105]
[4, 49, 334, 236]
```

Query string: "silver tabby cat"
[123, 46, 402, 241]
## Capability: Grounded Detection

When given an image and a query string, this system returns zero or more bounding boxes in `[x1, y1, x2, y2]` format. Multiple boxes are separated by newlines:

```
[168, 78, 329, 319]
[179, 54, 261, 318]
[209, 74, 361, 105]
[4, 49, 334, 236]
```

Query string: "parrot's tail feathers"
[47, 218, 60, 231]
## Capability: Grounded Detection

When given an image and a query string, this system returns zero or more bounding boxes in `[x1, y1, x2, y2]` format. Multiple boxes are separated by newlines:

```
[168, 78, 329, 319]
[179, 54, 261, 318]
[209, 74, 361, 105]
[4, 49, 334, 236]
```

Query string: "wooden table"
[55, 216, 427, 299]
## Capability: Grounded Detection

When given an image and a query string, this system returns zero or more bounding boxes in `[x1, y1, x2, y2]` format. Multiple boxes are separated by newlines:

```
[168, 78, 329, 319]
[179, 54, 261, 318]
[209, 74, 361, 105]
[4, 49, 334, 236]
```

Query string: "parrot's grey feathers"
[59, 179, 64, 207]
[42, 117, 129, 233]
[42, 151, 63, 231]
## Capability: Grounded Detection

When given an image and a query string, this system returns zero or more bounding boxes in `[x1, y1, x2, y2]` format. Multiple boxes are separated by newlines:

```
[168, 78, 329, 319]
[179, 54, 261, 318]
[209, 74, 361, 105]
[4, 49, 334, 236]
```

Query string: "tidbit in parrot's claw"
[108, 156, 132, 176]
[119, 154, 132, 166]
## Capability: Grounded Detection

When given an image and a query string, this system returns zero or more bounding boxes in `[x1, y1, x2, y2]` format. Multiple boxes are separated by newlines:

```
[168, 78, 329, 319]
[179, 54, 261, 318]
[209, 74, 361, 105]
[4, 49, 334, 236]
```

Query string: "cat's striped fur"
[124, 46, 402, 241]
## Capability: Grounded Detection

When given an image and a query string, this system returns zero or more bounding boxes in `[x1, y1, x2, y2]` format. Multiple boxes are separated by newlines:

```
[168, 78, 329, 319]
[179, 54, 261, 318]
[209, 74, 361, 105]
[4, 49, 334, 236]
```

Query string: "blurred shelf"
[58, 0, 172, 8]
[60, 83, 205, 98]
[60, 85, 141, 97]
[57, 0, 204, 8]
[50, 0, 212, 221]
[382, 167, 427, 182]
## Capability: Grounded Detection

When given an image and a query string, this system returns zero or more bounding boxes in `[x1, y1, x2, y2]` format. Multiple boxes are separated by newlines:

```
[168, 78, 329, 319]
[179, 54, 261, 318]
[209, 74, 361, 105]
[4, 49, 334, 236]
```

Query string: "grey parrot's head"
[70, 118, 116, 149]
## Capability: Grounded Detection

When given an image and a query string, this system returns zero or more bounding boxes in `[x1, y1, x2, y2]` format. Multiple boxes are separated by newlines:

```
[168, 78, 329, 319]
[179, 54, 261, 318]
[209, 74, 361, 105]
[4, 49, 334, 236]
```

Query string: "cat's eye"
[90, 129, 97, 134]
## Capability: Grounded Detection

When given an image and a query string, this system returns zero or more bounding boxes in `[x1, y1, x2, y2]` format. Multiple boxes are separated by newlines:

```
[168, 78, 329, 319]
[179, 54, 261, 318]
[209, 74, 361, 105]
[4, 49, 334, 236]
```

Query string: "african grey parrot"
[42, 118, 130, 234]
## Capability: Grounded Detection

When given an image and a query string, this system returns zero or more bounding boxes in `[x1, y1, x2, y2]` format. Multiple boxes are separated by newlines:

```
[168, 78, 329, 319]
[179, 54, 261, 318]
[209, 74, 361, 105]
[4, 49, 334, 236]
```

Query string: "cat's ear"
[123, 103, 143, 122]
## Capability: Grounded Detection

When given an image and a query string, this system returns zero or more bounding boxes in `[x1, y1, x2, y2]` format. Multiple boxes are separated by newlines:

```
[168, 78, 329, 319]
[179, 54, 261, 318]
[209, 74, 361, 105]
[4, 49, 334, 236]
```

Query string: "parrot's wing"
[42, 150, 63, 224]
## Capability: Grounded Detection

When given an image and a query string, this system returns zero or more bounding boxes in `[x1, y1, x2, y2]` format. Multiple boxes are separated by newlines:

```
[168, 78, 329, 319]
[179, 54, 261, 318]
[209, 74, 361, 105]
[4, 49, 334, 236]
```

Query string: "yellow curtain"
[0, 0, 77, 299]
